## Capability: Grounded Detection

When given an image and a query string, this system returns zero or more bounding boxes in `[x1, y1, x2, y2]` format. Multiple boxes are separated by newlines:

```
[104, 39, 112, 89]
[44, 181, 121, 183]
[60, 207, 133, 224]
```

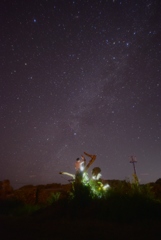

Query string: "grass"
[62, 181, 161, 222]
[0, 198, 41, 216]
[1, 182, 161, 222]
[1, 182, 161, 240]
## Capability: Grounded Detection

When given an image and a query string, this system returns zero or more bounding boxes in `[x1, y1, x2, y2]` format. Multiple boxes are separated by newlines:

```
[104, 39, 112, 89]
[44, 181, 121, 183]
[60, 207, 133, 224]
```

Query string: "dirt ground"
[1, 214, 161, 240]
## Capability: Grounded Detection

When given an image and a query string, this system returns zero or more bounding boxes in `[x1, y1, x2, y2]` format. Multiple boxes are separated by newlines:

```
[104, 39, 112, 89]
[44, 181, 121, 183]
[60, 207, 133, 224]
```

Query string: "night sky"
[1, 0, 161, 189]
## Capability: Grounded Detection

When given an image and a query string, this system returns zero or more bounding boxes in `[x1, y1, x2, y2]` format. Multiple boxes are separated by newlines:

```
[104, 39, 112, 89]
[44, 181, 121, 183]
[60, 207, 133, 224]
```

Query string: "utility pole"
[130, 156, 137, 175]
[130, 156, 139, 184]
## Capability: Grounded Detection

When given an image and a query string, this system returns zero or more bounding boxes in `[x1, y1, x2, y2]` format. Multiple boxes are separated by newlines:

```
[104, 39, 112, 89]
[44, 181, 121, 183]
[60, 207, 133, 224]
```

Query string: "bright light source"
[80, 165, 84, 171]
[103, 184, 110, 190]
[92, 173, 102, 180]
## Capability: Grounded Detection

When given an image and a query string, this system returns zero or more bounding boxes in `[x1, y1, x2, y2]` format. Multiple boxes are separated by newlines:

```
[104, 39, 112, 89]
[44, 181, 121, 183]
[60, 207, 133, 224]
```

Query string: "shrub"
[47, 192, 61, 205]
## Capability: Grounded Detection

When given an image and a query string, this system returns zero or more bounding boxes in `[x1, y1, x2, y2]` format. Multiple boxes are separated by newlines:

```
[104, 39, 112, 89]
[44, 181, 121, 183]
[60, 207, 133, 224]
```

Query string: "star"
[1, 0, 161, 188]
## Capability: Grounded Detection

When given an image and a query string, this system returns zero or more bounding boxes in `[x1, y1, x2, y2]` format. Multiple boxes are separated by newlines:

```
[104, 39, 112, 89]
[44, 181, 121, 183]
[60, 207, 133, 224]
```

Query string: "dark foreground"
[1, 181, 161, 239]
[1, 214, 161, 240]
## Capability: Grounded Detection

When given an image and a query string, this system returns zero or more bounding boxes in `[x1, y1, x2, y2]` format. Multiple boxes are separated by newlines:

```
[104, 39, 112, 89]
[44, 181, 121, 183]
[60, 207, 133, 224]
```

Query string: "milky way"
[1, 0, 161, 188]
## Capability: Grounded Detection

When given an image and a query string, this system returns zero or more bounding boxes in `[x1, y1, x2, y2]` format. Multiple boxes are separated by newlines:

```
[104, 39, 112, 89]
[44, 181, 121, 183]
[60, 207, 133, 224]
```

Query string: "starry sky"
[1, 0, 161, 189]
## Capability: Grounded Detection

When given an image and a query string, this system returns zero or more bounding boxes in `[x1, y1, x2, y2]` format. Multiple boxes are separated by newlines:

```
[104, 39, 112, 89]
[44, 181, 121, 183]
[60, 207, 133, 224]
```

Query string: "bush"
[47, 192, 61, 205]
[63, 181, 161, 221]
